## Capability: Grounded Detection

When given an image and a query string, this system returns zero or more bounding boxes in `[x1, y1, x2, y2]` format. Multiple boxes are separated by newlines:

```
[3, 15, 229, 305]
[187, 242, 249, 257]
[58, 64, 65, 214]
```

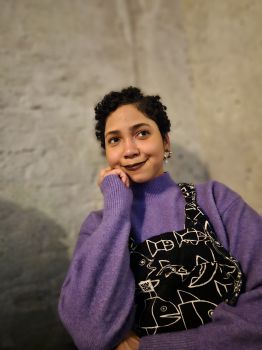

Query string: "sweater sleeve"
[139, 182, 262, 350]
[58, 175, 136, 350]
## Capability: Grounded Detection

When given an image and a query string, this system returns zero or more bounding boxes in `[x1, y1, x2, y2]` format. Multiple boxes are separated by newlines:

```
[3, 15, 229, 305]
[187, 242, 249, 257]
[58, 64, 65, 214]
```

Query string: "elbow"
[58, 294, 134, 350]
[58, 295, 97, 350]
[57, 273, 136, 350]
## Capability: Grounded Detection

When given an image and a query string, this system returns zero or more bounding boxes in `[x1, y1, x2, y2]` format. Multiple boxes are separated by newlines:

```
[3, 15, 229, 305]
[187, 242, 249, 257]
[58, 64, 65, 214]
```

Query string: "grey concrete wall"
[0, 0, 261, 348]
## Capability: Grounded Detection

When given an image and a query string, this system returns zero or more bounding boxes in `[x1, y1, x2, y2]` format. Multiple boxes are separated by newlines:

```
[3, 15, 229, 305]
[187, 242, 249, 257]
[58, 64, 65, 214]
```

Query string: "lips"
[123, 160, 147, 171]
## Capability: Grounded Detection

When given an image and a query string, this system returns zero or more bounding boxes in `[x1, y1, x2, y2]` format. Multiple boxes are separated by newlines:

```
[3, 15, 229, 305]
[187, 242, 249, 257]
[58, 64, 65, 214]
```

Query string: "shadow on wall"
[0, 200, 76, 350]
[0, 143, 209, 350]
[165, 142, 210, 183]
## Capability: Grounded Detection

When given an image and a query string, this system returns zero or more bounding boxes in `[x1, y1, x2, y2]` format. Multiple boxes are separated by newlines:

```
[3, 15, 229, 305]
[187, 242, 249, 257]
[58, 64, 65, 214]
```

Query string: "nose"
[123, 137, 140, 159]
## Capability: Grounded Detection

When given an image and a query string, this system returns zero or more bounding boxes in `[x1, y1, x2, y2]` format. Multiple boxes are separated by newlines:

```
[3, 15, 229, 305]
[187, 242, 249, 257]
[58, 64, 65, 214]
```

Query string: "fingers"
[114, 332, 140, 350]
[98, 167, 130, 188]
[115, 166, 130, 188]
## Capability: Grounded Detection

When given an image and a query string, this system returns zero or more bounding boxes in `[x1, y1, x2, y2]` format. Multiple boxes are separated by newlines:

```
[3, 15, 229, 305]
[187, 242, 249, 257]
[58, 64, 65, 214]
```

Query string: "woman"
[58, 87, 262, 350]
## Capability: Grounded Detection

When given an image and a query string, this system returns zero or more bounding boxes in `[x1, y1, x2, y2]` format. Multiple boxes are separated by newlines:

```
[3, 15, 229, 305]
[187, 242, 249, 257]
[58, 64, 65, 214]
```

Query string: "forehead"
[105, 104, 156, 132]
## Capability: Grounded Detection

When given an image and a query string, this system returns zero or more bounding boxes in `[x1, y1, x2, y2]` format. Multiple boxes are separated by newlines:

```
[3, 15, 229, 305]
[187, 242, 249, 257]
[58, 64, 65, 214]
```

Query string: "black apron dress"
[129, 183, 243, 337]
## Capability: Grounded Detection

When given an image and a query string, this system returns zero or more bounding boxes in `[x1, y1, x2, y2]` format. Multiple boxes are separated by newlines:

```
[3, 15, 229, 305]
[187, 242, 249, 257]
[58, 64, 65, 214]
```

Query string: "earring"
[164, 151, 172, 163]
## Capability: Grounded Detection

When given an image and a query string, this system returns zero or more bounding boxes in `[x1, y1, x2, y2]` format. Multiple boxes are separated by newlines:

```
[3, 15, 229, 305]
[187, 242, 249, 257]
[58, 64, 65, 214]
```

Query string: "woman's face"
[104, 104, 170, 183]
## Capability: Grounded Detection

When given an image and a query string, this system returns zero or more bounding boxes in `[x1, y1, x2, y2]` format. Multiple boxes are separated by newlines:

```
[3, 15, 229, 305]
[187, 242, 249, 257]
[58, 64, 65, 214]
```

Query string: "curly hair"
[94, 86, 171, 149]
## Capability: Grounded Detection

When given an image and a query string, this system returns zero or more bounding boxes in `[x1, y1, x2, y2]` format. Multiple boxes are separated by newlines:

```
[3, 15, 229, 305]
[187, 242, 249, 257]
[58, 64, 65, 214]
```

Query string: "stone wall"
[0, 0, 261, 348]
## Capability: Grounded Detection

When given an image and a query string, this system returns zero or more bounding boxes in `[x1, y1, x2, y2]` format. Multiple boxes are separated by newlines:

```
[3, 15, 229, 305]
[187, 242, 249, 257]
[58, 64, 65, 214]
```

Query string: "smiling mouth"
[123, 160, 147, 171]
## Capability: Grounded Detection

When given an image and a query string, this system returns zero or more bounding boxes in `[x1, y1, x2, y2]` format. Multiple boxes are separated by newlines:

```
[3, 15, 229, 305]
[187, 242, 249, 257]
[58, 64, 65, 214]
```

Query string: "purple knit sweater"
[58, 173, 262, 349]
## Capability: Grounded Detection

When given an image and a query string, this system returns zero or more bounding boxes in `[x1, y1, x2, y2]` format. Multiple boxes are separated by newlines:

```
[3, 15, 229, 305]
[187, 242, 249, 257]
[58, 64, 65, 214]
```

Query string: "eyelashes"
[137, 130, 150, 138]
[108, 136, 120, 145]
[107, 129, 151, 146]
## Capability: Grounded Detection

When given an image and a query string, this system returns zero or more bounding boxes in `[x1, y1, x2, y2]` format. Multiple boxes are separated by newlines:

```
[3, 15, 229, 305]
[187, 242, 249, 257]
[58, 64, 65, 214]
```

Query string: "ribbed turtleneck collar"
[131, 172, 176, 198]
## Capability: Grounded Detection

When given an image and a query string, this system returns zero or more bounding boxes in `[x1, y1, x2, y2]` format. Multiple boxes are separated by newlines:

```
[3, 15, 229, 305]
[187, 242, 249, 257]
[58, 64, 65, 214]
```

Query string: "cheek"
[105, 149, 119, 167]
[145, 141, 165, 159]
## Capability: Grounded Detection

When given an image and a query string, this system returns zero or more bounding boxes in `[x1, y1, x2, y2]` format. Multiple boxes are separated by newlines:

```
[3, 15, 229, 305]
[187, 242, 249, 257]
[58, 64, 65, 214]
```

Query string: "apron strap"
[178, 183, 196, 204]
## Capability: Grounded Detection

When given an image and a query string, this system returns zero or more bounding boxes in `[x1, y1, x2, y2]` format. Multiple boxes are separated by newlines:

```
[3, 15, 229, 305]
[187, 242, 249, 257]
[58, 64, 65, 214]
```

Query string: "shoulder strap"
[178, 183, 196, 204]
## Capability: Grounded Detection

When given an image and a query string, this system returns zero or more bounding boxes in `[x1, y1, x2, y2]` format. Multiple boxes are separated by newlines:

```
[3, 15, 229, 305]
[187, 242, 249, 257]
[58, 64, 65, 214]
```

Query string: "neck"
[131, 172, 175, 198]
[130, 172, 185, 242]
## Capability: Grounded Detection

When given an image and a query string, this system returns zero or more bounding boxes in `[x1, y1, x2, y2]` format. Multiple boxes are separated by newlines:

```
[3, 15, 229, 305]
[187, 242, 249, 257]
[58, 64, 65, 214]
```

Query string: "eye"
[108, 137, 120, 145]
[137, 130, 150, 138]
[139, 259, 146, 266]
[160, 306, 167, 312]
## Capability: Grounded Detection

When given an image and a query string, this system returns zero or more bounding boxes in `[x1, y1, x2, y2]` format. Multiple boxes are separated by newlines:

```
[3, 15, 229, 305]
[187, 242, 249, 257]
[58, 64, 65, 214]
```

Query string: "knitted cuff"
[100, 174, 133, 212]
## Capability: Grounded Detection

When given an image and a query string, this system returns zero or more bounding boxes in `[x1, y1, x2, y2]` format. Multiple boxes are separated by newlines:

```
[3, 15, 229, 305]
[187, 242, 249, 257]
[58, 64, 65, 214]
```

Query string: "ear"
[163, 133, 171, 151]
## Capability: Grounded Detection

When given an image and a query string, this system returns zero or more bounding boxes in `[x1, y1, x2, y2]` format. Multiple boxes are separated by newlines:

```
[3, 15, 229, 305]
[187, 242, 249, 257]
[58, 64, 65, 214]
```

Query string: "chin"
[129, 172, 159, 184]
[128, 173, 148, 184]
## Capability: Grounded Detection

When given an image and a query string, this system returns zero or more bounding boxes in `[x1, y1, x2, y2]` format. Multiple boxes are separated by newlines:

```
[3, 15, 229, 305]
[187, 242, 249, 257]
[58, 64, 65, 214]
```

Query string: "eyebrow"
[105, 123, 151, 138]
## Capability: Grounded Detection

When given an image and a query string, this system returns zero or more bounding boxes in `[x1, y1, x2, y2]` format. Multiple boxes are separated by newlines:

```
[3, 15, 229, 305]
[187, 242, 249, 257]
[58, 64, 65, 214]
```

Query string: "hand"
[98, 166, 130, 188]
[114, 331, 140, 350]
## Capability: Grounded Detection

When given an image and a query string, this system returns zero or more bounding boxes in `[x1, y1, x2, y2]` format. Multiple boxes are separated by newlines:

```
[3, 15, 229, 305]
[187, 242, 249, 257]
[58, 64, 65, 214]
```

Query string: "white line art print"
[177, 290, 217, 329]
[146, 239, 174, 257]
[189, 262, 218, 288]
[130, 183, 243, 336]
[156, 260, 189, 281]
[214, 280, 233, 298]
[173, 229, 208, 248]
[130, 251, 157, 280]
[138, 279, 181, 335]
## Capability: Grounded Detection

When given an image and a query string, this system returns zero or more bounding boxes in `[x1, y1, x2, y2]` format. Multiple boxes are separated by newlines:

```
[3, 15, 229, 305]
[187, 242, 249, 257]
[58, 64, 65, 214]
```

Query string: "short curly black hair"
[94, 86, 171, 149]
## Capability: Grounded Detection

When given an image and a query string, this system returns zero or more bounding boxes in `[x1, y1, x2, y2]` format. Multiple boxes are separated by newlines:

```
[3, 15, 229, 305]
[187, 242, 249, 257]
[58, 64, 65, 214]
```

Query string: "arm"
[139, 185, 262, 350]
[58, 175, 136, 350]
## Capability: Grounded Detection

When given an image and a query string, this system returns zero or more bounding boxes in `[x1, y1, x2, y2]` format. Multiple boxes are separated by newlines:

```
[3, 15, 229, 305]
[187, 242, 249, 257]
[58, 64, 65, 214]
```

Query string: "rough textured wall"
[181, 0, 262, 211]
[0, 0, 261, 349]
